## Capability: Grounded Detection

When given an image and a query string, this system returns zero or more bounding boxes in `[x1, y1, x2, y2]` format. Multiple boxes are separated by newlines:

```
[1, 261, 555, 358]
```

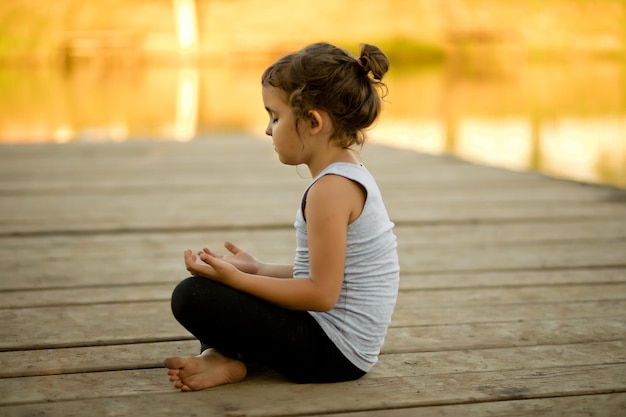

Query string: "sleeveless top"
[293, 162, 400, 371]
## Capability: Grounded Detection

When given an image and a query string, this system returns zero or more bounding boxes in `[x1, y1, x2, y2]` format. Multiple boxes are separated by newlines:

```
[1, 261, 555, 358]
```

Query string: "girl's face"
[262, 86, 307, 166]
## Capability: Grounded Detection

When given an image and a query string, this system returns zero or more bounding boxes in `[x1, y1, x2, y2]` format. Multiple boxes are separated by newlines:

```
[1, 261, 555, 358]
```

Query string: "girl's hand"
[184, 249, 213, 278]
[184, 249, 239, 284]
[199, 242, 260, 275]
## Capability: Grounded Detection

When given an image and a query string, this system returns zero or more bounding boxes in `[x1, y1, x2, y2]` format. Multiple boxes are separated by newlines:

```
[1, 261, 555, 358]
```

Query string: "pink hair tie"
[356, 57, 365, 68]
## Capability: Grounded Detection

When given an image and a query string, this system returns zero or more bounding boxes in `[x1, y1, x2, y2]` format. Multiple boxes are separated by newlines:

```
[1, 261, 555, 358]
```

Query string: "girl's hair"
[261, 42, 389, 148]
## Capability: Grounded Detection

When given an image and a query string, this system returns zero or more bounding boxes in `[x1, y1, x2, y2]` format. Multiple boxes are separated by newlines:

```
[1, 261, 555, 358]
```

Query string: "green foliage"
[376, 38, 446, 67]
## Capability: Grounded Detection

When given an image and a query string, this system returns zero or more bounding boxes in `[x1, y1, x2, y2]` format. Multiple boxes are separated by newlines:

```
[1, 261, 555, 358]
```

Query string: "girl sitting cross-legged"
[164, 41, 400, 390]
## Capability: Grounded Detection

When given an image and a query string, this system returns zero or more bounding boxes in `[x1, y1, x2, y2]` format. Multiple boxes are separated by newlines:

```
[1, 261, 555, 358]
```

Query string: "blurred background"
[0, 0, 624, 187]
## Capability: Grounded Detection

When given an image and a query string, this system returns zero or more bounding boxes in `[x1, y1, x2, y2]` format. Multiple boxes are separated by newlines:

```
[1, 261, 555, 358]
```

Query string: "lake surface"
[1, 60, 624, 188]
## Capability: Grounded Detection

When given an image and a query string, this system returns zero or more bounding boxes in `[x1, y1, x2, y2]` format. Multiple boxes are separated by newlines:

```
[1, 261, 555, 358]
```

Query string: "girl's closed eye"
[266, 111, 278, 124]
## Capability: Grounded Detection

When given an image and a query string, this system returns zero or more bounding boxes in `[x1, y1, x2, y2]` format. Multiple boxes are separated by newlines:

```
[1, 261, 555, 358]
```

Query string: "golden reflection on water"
[0, 61, 624, 188]
[371, 61, 626, 188]
[171, 68, 199, 141]
[174, 0, 199, 50]
[372, 116, 626, 187]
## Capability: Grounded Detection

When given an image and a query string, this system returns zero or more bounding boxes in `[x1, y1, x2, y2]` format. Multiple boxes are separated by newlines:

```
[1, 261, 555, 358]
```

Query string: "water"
[0, 60, 624, 188]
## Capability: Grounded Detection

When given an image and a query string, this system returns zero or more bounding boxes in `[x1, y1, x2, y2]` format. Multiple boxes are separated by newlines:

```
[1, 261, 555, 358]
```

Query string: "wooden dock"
[0, 137, 625, 416]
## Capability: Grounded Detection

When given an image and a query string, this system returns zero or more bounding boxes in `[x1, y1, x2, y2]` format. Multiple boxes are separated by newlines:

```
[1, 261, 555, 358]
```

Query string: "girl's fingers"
[199, 252, 214, 265]
[201, 253, 226, 272]
[184, 250, 200, 275]
[224, 241, 242, 255]
[199, 248, 219, 257]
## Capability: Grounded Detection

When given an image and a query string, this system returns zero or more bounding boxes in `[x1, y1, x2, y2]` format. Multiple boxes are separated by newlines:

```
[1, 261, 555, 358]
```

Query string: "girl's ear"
[307, 110, 323, 134]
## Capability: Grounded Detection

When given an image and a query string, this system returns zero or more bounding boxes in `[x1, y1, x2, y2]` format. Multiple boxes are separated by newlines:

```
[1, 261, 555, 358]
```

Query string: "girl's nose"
[265, 126, 272, 136]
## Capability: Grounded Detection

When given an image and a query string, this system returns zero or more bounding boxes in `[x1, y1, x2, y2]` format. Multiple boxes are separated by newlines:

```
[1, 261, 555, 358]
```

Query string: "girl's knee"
[170, 276, 204, 322]
[170, 277, 227, 323]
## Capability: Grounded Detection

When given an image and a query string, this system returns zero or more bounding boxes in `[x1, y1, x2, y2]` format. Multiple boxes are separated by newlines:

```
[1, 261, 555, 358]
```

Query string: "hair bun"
[358, 44, 389, 81]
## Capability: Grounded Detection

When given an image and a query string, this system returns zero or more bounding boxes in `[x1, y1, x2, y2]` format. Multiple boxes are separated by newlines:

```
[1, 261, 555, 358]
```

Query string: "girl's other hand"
[184, 248, 239, 284]
[184, 249, 215, 278]
[199, 242, 260, 274]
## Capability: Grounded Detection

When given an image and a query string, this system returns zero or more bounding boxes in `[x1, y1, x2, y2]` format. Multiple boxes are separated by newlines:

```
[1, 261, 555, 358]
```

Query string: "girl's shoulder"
[309, 162, 371, 193]
[304, 163, 369, 223]
[314, 162, 371, 183]
[307, 169, 366, 203]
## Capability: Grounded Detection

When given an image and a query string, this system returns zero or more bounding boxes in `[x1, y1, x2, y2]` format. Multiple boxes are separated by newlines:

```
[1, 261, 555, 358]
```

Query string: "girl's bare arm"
[186, 175, 365, 312]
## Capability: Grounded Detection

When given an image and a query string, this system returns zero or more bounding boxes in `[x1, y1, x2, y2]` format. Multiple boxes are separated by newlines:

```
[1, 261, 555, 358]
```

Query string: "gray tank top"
[293, 162, 399, 371]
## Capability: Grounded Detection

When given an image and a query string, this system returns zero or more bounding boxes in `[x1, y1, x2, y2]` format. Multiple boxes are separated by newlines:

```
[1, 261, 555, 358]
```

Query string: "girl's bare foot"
[164, 348, 247, 391]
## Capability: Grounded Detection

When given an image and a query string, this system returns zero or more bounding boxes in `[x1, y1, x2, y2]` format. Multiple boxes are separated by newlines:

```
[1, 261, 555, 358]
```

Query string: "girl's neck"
[306, 147, 360, 178]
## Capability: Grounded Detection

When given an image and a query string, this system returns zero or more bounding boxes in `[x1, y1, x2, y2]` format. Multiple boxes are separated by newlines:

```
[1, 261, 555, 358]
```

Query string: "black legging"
[170, 276, 365, 383]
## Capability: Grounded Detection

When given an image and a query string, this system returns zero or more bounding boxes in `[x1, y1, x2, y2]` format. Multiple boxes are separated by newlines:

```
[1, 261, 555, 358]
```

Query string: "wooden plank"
[3, 193, 625, 235]
[4, 193, 626, 236]
[1, 300, 624, 350]
[0, 364, 624, 414]
[2, 281, 624, 309]
[400, 267, 626, 290]
[0, 283, 174, 308]
[0, 186, 300, 234]
[0, 141, 555, 187]
[0, 229, 292, 261]
[1, 233, 624, 291]
[0, 340, 197, 378]
[382, 318, 626, 354]
[399, 240, 626, 273]
[302, 394, 626, 417]
[1, 140, 619, 196]
[389, 199, 626, 224]
[395, 219, 626, 246]
[0, 230, 295, 291]
[395, 284, 626, 308]
[1, 344, 624, 406]
[0, 139, 292, 185]
[390, 300, 626, 327]
[2, 319, 623, 377]
[1, 139, 622, 188]
[372, 341, 626, 378]
[382, 182, 626, 204]
[3, 174, 621, 202]
[2, 264, 625, 296]
[0, 301, 182, 350]
[4, 219, 626, 262]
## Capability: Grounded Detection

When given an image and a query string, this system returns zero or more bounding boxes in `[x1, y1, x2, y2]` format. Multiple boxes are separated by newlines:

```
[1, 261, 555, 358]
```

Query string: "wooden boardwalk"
[0, 137, 625, 416]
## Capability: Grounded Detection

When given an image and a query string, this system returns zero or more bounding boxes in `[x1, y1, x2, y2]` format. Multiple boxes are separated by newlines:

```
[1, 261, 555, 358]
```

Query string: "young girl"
[164, 42, 399, 390]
